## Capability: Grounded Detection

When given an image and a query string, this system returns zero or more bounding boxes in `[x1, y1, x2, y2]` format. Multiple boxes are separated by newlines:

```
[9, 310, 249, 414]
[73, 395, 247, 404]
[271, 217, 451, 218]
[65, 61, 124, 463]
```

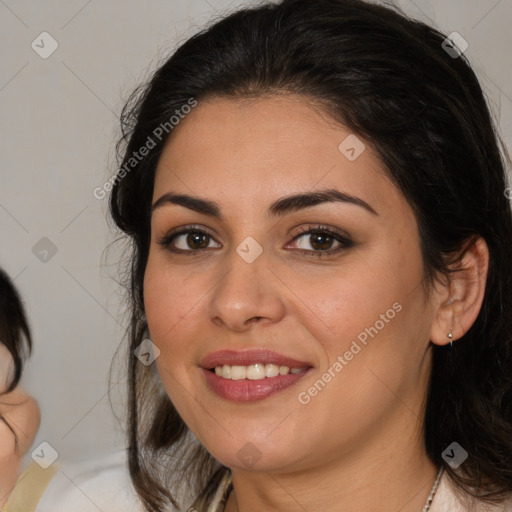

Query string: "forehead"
[153, 94, 404, 218]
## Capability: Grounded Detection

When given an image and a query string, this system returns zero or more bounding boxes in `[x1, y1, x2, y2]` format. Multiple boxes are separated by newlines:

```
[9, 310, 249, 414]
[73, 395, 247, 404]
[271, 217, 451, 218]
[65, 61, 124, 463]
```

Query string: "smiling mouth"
[200, 349, 313, 401]
[202, 365, 313, 402]
[210, 363, 309, 380]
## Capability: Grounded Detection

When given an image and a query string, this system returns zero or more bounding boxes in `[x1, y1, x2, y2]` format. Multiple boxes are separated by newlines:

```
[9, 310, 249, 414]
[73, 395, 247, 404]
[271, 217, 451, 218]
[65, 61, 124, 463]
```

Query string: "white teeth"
[222, 365, 232, 379]
[265, 364, 280, 378]
[230, 365, 247, 380]
[247, 364, 266, 380]
[213, 364, 307, 380]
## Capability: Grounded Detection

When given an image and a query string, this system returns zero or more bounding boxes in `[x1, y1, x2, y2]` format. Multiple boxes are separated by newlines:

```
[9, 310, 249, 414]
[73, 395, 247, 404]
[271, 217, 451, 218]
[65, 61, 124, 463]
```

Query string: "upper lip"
[199, 349, 312, 369]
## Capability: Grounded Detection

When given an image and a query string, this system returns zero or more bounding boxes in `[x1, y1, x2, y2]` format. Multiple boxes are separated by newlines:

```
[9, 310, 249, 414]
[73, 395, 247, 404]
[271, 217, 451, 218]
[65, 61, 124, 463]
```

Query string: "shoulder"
[24, 450, 144, 512]
[431, 471, 512, 512]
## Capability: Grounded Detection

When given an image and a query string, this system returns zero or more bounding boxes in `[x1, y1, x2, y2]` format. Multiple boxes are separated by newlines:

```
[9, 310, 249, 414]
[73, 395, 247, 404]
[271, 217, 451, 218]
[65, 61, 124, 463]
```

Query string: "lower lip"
[201, 368, 312, 402]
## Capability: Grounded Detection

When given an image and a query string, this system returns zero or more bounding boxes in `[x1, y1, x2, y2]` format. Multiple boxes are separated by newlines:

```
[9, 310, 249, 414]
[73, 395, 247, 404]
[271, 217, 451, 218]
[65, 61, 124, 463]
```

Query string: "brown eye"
[305, 232, 336, 251]
[159, 227, 221, 253]
[183, 232, 210, 250]
[289, 226, 354, 258]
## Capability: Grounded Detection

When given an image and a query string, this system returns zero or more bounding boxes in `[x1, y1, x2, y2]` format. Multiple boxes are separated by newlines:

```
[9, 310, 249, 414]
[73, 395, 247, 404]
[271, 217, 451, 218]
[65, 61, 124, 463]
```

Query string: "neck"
[224, 417, 438, 512]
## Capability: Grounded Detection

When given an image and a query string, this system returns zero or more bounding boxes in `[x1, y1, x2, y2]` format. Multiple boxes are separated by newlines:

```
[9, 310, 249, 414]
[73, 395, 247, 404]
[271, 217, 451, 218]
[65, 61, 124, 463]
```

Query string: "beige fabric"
[1, 462, 59, 512]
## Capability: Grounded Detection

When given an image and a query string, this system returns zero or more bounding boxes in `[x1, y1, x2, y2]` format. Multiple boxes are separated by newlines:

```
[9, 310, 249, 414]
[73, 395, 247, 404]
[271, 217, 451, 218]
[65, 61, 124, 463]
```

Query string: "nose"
[208, 248, 286, 332]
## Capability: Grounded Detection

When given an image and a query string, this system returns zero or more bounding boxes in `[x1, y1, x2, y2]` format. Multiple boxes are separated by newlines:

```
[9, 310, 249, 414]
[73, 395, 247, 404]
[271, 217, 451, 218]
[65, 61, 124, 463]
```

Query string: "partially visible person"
[0, 269, 40, 508]
[0, 276, 141, 511]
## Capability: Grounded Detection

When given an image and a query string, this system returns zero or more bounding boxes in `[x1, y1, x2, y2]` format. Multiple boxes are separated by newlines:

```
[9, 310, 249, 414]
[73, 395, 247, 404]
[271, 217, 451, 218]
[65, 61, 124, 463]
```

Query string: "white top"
[430, 471, 512, 512]
[9, 450, 511, 512]
[35, 451, 144, 512]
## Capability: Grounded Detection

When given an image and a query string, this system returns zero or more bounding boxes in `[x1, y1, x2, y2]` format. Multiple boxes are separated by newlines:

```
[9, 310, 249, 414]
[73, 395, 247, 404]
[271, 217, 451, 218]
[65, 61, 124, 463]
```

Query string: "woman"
[0, 269, 40, 508]
[6, 0, 512, 510]
[107, 0, 512, 510]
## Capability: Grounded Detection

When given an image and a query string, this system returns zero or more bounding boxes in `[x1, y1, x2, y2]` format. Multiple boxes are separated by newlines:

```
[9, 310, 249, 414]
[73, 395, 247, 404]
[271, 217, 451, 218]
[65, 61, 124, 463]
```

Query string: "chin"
[202, 433, 308, 473]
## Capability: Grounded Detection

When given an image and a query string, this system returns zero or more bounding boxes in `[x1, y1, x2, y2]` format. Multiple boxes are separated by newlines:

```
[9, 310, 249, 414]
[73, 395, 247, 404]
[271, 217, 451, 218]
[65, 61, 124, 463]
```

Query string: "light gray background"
[1, 0, 510, 466]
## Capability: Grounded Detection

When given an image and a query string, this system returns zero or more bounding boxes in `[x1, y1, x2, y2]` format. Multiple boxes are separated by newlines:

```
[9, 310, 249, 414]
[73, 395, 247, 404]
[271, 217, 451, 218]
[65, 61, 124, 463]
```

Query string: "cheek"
[143, 254, 201, 341]
[143, 260, 194, 407]
[143, 253, 211, 408]
[295, 242, 428, 401]
[290, 250, 429, 444]
[286, 244, 421, 351]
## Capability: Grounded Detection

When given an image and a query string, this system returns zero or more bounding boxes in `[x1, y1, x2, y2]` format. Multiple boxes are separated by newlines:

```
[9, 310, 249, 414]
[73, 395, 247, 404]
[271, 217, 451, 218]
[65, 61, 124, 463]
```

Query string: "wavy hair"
[109, 0, 512, 510]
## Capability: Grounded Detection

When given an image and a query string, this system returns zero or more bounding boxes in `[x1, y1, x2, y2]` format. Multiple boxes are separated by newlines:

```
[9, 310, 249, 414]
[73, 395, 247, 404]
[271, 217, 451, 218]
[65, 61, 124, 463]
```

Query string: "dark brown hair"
[0, 268, 33, 447]
[109, 0, 512, 510]
[0, 268, 32, 392]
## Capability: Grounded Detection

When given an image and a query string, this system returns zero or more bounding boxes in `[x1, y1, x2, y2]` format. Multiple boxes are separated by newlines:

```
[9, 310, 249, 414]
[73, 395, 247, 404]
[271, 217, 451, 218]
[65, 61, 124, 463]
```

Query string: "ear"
[430, 237, 489, 346]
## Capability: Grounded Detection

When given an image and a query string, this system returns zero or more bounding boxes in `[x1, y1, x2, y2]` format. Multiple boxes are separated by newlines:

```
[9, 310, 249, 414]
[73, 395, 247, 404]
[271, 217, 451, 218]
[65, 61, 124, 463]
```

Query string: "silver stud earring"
[447, 329, 453, 347]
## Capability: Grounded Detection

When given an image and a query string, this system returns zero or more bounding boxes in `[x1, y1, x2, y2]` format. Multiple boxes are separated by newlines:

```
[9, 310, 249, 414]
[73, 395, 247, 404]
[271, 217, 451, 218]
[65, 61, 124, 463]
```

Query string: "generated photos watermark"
[93, 97, 198, 200]
[298, 301, 403, 404]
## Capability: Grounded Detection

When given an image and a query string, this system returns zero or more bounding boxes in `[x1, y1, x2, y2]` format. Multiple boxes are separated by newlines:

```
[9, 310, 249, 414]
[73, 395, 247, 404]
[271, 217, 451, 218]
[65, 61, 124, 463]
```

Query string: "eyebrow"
[151, 188, 378, 219]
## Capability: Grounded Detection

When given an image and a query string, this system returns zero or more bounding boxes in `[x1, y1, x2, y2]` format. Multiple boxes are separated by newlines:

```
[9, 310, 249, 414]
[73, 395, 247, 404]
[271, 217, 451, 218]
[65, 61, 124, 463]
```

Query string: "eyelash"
[158, 224, 353, 259]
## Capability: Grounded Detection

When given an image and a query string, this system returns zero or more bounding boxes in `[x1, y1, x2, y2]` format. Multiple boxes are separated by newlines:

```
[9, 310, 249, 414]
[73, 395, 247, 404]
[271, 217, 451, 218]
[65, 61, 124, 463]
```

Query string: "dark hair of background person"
[0, 268, 33, 446]
[108, 0, 512, 510]
[0, 269, 32, 393]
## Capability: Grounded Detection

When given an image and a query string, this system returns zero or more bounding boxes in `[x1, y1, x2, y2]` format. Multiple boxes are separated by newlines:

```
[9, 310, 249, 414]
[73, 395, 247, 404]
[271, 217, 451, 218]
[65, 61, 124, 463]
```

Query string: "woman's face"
[144, 94, 439, 472]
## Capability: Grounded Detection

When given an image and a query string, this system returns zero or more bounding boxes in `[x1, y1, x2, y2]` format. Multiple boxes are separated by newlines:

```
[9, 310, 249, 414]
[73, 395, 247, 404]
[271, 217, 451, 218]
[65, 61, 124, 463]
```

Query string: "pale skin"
[143, 94, 489, 512]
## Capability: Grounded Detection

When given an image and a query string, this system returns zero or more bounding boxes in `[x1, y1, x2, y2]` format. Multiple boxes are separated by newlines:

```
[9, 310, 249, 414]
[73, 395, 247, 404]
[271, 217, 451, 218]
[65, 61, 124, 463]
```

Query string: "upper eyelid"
[158, 223, 221, 240]
[160, 225, 219, 242]
[160, 224, 347, 239]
